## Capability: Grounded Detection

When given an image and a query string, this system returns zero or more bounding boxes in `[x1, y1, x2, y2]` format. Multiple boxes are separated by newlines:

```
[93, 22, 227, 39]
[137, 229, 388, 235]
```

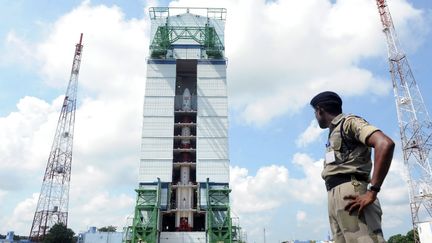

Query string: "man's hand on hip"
[343, 191, 378, 215]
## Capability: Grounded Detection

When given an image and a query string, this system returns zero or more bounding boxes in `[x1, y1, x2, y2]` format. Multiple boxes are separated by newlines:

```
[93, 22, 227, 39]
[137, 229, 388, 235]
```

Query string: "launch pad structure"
[124, 7, 242, 243]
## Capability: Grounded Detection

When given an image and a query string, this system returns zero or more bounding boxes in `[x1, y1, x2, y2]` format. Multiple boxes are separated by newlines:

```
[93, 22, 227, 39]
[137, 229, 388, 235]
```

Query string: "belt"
[325, 173, 369, 191]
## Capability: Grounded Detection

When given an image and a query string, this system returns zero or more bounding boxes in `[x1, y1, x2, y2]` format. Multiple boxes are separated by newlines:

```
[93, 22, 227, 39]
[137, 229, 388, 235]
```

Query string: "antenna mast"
[29, 33, 83, 242]
[376, 1, 432, 242]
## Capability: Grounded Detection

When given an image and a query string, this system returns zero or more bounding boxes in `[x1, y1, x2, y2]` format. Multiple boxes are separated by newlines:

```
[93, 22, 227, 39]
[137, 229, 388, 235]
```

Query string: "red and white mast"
[376, 1, 432, 242]
[29, 33, 83, 242]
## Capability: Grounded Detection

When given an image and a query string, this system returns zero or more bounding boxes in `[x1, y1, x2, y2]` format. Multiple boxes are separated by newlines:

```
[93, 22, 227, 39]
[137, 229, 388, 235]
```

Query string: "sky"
[0, 0, 431, 242]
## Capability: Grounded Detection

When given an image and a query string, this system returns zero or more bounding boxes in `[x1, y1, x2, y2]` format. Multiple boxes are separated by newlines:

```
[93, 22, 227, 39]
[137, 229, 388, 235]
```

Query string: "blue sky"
[0, 0, 431, 242]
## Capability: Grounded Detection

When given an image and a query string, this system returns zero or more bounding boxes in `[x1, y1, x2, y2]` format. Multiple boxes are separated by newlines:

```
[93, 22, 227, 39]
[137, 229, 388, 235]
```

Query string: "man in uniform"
[310, 91, 395, 243]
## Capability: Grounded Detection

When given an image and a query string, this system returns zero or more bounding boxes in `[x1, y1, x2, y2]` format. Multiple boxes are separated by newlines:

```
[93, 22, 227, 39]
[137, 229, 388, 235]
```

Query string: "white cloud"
[229, 153, 413, 240]
[169, 0, 425, 126]
[0, 191, 134, 235]
[0, 193, 39, 234]
[4, 0, 427, 128]
[378, 157, 411, 231]
[296, 119, 324, 147]
[387, 0, 428, 52]
[229, 153, 326, 241]
[230, 153, 326, 214]
[230, 165, 289, 213]
[0, 96, 60, 180]
[36, 2, 149, 94]
[289, 153, 327, 204]
[0, 1, 149, 235]
[69, 192, 134, 232]
[382, 203, 411, 229]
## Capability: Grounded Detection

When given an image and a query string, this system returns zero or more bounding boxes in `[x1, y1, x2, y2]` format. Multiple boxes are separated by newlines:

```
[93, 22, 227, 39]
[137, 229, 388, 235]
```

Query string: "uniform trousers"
[327, 181, 385, 243]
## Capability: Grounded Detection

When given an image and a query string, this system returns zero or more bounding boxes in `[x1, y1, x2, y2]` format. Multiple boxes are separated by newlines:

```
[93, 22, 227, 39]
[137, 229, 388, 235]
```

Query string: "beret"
[310, 91, 342, 107]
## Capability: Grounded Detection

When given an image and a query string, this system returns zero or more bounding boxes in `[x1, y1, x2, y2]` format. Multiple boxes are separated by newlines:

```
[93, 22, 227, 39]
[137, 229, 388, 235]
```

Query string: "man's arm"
[367, 131, 395, 189]
[344, 131, 395, 215]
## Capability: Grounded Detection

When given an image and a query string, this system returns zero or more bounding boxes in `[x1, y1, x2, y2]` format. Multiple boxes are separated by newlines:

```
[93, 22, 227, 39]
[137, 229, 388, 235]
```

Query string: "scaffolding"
[148, 7, 226, 59]
[125, 182, 161, 243]
[206, 180, 232, 243]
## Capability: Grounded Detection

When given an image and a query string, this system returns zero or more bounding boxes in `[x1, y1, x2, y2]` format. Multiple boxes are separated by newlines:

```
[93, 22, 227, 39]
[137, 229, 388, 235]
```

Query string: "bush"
[387, 229, 418, 243]
[98, 226, 117, 232]
[43, 223, 75, 243]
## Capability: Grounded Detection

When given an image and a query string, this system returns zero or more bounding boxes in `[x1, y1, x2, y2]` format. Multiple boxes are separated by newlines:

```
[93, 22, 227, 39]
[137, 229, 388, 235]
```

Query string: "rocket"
[176, 88, 194, 230]
[181, 126, 191, 149]
[180, 88, 192, 150]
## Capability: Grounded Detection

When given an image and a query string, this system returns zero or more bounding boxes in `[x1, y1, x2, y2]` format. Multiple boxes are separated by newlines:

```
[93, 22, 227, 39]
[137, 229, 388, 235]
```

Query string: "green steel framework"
[206, 180, 232, 243]
[148, 7, 226, 58]
[231, 225, 243, 243]
[231, 220, 245, 243]
[125, 181, 234, 243]
[149, 7, 227, 20]
[124, 182, 161, 243]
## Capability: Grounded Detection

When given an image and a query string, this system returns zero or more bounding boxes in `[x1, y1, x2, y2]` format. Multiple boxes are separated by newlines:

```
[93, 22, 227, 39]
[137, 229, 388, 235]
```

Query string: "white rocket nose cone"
[183, 88, 191, 97]
[182, 88, 192, 111]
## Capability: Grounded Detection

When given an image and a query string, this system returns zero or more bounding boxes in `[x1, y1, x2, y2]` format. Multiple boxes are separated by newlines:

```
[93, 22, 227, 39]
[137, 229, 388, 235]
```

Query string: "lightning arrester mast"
[376, 1, 432, 242]
[29, 33, 83, 242]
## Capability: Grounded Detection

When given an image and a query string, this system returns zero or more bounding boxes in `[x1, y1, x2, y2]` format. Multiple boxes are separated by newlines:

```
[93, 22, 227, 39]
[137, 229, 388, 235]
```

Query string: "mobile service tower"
[125, 7, 233, 243]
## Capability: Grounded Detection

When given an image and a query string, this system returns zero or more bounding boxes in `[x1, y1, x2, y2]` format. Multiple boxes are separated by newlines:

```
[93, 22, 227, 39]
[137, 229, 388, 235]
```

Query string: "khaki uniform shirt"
[322, 113, 380, 180]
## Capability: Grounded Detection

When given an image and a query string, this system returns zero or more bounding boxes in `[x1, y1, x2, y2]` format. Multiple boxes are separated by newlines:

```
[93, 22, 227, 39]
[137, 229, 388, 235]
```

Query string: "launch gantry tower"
[124, 7, 234, 243]
[376, 1, 432, 242]
[29, 34, 83, 242]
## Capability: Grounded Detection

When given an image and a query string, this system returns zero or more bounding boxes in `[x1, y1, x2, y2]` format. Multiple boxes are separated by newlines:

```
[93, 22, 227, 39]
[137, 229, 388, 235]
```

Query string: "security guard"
[310, 91, 395, 243]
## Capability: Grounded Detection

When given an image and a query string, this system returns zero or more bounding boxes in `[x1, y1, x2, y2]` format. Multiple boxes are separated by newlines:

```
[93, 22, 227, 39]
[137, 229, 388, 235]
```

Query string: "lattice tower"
[376, 1, 432, 242]
[29, 34, 83, 242]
